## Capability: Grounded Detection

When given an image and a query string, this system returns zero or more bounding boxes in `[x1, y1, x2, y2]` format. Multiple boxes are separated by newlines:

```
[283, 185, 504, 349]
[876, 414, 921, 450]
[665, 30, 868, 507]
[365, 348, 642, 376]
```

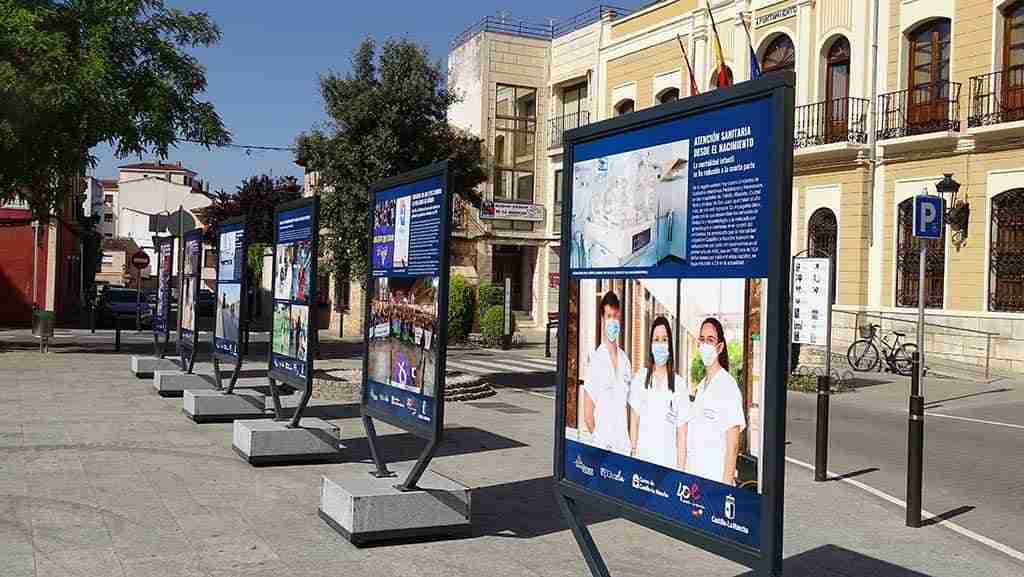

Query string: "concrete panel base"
[153, 372, 217, 397]
[232, 418, 342, 465]
[318, 464, 471, 547]
[130, 356, 181, 379]
[183, 389, 267, 423]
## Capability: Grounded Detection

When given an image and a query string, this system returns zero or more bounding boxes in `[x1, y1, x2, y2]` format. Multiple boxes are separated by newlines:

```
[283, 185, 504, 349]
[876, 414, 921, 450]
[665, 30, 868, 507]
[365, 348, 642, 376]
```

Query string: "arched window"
[615, 99, 635, 116]
[1003, 1, 1024, 119]
[808, 208, 838, 302]
[761, 34, 796, 75]
[825, 37, 852, 143]
[896, 198, 945, 308]
[907, 19, 952, 131]
[657, 87, 680, 104]
[710, 66, 734, 89]
[990, 189, 1024, 312]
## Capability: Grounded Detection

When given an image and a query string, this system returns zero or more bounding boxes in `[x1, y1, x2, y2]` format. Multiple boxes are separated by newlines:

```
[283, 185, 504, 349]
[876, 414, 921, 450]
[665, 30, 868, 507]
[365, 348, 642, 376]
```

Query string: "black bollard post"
[814, 374, 830, 482]
[906, 352, 924, 528]
[115, 316, 122, 352]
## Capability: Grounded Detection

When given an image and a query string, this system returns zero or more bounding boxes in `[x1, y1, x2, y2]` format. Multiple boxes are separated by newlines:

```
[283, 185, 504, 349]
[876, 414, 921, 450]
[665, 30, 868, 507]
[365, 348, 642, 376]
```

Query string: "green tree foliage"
[0, 0, 230, 220]
[196, 174, 301, 245]
[295, 38, 488, 282]
[477, 282, 504, 309]
[447, 274, 475, 342]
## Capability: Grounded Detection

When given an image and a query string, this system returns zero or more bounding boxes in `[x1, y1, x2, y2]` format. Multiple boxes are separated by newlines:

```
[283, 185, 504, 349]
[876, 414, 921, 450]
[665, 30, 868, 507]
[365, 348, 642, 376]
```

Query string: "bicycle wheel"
[847, 339, 880, 372]
[892, 343, 918, 376]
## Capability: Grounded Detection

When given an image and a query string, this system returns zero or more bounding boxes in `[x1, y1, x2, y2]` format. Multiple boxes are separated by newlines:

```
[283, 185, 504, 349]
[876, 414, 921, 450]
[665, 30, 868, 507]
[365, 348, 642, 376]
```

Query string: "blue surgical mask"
[652, 342, 670, 366]
[605, 318, 620, 343]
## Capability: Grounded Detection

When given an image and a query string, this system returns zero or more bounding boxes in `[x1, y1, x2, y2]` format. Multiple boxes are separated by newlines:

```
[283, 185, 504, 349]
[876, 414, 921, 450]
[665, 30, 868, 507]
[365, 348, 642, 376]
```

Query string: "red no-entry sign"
[130, 250, 150, 270]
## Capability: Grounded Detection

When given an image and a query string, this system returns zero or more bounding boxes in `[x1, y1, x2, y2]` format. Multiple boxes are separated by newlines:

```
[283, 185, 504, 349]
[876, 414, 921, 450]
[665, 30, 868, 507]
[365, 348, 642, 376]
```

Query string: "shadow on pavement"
[924, 387, 1013, 409]
[341, 426, 527, 464]
[471, 476, 614, 538]
[827, 467, 879, 482]
[752, 545, 939, 576]
[920, 505, 975, 527]
[485, 372, 556, 391]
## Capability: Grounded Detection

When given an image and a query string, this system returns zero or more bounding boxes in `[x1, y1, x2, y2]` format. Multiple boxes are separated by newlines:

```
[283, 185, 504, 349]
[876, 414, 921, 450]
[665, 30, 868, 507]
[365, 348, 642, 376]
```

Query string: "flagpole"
[705, 0, 729, 87]
[676, 34, 700, 96]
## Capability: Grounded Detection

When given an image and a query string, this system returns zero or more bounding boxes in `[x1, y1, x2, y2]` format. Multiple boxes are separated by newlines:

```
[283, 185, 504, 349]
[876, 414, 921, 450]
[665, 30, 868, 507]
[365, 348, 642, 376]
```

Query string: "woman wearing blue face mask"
[627, 316, 691, 470]
[686, 317, 746, 486]
[581, 291, 632, 455]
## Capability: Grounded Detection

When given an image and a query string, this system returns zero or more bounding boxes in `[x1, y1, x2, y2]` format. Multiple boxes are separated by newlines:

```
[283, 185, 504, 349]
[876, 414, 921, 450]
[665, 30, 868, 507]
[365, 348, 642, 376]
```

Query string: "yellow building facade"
[448, 0, 1024, 372]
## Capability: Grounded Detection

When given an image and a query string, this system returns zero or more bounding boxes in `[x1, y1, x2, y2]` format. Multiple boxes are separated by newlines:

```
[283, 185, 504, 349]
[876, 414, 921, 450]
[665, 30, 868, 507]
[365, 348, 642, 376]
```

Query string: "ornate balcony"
[794, 97, 870, 149]
[877, 81, 961, 140]
[968, 69, 1024, 128]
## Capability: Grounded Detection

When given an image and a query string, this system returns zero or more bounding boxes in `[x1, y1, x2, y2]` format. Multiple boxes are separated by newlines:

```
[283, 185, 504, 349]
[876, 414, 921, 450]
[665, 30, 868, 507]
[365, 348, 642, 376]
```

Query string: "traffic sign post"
[906, 193, 943, 528]
[130, 250, 150, 332]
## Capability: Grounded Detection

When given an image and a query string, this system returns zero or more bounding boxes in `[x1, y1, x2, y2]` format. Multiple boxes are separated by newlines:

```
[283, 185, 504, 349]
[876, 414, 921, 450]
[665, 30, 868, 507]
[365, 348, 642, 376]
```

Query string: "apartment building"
[447, 0, 1024, 371]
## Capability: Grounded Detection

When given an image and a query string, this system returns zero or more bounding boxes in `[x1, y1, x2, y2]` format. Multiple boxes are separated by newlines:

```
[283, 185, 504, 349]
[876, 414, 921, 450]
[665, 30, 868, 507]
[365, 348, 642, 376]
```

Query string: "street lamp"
[935, 173, 969, 248]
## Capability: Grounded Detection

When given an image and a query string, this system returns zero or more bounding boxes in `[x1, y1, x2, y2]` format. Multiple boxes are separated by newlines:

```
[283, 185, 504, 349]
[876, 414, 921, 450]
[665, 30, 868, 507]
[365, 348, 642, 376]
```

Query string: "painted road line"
[786, 456, 1024, 564]
[448, 357, 554, 374]
[509, 387, 556, 401]
[924, 412, 1024, 431]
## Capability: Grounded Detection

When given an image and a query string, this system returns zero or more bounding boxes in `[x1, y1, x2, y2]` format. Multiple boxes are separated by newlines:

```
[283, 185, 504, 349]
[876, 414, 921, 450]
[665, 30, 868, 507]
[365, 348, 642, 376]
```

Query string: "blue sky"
[90, 1, 638, 192]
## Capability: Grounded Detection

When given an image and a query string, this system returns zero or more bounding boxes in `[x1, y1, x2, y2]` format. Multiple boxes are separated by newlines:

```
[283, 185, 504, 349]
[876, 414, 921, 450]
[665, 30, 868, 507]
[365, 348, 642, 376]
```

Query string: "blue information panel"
[214, 220, 245, 359]
[270, 202, 316, 384]
[153, 238, 173, 337]
[179, 228, 203, 357]
[561, 93, 785, 555]
[365, 173, 445, 430]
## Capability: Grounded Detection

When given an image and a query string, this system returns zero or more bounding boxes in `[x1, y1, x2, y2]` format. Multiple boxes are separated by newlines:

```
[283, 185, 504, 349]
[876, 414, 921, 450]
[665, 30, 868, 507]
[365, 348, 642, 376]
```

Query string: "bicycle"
[846, 324, 918, 376]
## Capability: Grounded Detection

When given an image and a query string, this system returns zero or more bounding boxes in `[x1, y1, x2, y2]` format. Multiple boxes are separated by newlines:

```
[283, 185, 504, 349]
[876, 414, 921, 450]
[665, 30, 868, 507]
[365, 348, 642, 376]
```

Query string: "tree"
[0, 0, 231, 220]
[295, 38, 487, 282]
[196, 174, 301, 245]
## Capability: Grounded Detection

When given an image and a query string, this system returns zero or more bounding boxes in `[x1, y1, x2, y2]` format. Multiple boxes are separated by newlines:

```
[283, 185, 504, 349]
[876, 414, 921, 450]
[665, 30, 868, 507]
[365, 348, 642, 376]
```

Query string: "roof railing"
[451, 5, 633, 50]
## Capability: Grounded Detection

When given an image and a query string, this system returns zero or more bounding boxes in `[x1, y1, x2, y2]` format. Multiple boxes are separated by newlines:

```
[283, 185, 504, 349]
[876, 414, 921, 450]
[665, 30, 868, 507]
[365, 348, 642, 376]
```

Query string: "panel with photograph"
[571, 139, 689, 271]
[565, 277, 763, 489]
[366, 276, 439, 397]
[272, 302, 291, 356]
[216, 284, 241, 342]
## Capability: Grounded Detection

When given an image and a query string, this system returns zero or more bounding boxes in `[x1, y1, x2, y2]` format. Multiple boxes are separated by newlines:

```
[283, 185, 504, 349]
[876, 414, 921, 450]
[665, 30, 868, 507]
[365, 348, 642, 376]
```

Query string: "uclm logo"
[574, 456, 595, 476]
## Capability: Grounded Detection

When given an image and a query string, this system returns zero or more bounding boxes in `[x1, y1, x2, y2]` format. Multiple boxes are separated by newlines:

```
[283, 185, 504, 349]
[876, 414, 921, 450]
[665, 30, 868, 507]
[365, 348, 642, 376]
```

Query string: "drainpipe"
[867, 0, 880, 247]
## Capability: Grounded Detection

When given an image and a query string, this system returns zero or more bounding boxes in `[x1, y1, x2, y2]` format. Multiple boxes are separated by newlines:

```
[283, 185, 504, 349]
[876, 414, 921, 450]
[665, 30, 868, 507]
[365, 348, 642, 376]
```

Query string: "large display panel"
[178, 228, 203, 371]
[214, 219, 246, 360]
[362, 164, 450, 439]
[269, 197, 318, 388]
[556, 74, 793, 575]
[153, 237, 173, 338]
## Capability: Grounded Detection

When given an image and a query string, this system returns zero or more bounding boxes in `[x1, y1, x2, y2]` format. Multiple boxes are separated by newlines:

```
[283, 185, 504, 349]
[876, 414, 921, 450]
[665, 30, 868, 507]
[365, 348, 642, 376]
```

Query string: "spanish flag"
[706, 0, 731, 87]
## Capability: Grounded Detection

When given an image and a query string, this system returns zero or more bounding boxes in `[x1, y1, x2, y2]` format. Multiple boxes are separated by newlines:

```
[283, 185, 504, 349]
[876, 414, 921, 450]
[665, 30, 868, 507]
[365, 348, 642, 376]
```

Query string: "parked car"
[99, 287, 152, 327]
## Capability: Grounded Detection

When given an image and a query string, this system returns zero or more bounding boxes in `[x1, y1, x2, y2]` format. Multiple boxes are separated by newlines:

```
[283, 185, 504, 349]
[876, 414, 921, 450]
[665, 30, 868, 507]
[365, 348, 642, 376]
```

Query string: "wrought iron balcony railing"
[794, 97, 870, 149]
[877, 81, 961, 140]
[549, 111, 590, 149]
[968, 68, 1024, 128]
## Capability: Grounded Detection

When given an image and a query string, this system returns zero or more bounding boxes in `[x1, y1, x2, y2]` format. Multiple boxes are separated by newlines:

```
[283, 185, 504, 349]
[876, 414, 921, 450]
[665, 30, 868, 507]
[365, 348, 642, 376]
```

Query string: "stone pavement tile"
[0, 426, 23, 447]
[139, 469, 212, 519]
[103, 516, 193, 563]
[119, 554, 208, 577]
[2, 552, 36, 577]
[23, 447, 83, 475]
[0, 452, 29, 495]
[29, 497, 114, 555]
[34, 547, 125, 577]
[0, 499, 35, 559]
[192, 535, 279, 573]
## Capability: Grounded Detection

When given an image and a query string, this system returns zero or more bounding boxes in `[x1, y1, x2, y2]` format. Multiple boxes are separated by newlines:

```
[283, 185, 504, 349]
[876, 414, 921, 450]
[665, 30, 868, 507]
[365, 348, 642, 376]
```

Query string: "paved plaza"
[0, 331, 1022, 577]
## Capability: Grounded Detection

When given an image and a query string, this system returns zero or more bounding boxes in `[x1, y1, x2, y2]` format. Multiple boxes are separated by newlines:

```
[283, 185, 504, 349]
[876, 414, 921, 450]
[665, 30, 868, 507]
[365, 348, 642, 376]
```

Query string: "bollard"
[906, 352, 924, 528]
[814, 374, 830, 482]
[115, 316, 122, 352]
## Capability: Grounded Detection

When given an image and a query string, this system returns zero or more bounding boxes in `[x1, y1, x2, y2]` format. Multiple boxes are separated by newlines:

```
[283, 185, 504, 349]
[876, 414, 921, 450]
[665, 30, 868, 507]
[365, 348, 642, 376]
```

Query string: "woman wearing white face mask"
[627, 316, 691, 470]
[581, 291, 632, 455]
[686, 317, 746, 486]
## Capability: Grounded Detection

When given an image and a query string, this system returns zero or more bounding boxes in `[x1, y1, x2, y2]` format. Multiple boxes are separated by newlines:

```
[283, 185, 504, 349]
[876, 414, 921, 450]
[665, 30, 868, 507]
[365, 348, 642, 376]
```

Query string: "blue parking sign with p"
[913, 195, 944, 239]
